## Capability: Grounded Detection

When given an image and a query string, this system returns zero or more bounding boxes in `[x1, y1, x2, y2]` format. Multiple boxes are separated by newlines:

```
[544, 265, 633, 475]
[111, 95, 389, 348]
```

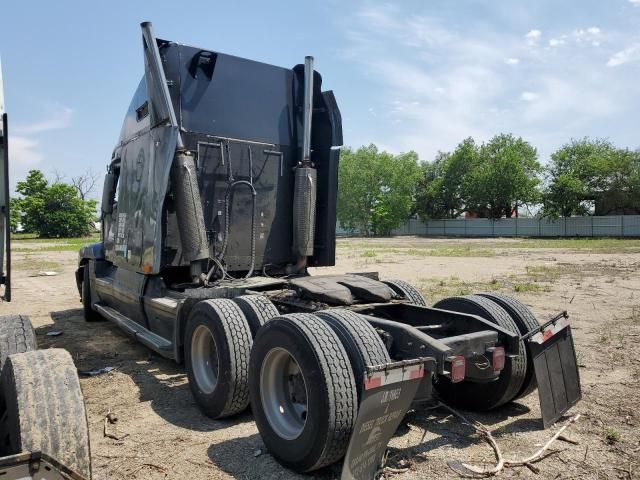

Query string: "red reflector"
[450, 356, 465, 383]
[364, 375, 382, 391]
[492, 347, 506, 372]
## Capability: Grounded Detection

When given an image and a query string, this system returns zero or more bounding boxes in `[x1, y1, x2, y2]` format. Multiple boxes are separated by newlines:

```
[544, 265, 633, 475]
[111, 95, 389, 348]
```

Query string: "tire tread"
[315, 309, 390, 399]
[0, 315, 37, 371]
[1, 349, 91, 478]
[233, 295, 279, 337]
[382, 279, 428, 306]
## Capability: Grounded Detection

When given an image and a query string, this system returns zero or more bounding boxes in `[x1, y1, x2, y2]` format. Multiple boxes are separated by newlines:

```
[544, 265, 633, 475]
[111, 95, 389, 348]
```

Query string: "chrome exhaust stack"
[291, 56, 317, 272]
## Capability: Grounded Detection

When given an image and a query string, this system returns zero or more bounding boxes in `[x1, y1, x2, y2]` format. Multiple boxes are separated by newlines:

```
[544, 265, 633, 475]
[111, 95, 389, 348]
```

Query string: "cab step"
[94, 304, 174, 359]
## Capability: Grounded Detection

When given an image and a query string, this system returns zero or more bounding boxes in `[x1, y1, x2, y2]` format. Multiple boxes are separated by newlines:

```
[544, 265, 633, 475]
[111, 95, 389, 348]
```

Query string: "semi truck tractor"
[77, 22, 581, 478]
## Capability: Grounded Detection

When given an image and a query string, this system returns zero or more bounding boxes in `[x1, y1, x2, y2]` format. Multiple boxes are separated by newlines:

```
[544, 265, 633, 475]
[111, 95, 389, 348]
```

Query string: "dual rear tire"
[432, 294, 539, 410]
[249, 313, 359, 472]
[184, 298, 380, 472]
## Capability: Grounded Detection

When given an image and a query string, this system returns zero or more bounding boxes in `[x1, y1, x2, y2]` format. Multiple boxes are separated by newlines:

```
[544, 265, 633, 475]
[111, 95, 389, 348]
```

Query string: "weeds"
[605, 428, 621, 444]
[514, 283, 550, 293]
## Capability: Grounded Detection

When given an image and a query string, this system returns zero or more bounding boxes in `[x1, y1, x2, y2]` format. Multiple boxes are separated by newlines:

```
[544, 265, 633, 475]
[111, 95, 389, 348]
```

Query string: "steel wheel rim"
[191, 324, 219, 394]
[260, 347, 308, 440]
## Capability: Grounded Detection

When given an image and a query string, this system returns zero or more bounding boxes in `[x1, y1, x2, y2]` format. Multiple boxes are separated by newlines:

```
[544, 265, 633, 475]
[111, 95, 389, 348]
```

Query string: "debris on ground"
[78, 366, 116, 377]
[29, 271, 58, 277]
[103, 409, 128, 441]
[441, 402, 582, 478]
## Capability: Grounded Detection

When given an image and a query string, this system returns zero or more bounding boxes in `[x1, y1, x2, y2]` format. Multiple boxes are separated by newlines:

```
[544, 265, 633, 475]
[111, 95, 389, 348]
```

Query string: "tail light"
[449, 356, 465, 383]
[491, 346, 506, 372]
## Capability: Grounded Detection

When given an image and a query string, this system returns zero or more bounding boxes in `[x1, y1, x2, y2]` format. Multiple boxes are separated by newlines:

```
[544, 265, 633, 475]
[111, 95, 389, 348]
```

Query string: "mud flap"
[524, 312, 582, 428]
[341, 357, 436, 480]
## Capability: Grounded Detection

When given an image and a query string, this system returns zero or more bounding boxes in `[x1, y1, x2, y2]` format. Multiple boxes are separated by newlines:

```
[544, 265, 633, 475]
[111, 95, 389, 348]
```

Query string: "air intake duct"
[292, 166, 317, 258]
[171, 151, 208, 280]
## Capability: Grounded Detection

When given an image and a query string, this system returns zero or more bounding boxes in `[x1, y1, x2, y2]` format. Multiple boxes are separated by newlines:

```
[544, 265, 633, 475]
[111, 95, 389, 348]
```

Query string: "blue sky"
[2, 0, 640, 198]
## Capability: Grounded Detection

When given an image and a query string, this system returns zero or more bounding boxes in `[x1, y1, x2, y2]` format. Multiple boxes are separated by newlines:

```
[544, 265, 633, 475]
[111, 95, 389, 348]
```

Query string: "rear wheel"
[432, 295, 527, 410]
[382, 279, 427, 306]
[233, 295, 279, 338]
[315, 309, 390, 400]
[185, 299, 252, 418]
[0, 349, 92, 478]
[81, 265, 102, 322]
[0, 315, 37, 371]
[478, 292, 539, 399]
[249, 313, 357, 472]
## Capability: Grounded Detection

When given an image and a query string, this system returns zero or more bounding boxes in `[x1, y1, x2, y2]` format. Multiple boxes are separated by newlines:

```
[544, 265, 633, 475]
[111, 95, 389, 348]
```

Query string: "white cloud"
[607, 44, 640, 66]
[338, 5, 635, 163]
[573, 27, 602, 46]
[10, 136, 43, 167]
[13, 105, 73, 135]
[629, 0, 640, 5]
[549, 38, 565, 47]
[7, 103, 73, 189]
[9, 136, 44, 188]
[525, 29, 542, 46]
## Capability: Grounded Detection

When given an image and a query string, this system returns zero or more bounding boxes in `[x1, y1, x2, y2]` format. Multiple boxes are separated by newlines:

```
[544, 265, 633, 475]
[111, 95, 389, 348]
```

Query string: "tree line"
[11, 169, 98, 237]
[338, 136, 640, 236]
[11, 136, 640, 239]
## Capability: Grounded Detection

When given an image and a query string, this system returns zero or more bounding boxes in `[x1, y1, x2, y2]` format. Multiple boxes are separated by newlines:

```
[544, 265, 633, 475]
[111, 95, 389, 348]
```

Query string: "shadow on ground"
[39, 307, 549, 477]
[206, 434, 341, 480]
[38, 308, 253, 432]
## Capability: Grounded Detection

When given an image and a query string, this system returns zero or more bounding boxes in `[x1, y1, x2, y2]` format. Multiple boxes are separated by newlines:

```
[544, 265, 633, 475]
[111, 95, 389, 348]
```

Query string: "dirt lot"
[2, 236, 640, 479]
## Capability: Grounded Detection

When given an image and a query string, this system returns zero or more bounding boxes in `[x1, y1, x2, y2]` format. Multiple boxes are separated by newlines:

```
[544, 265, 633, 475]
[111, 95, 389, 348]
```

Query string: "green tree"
[337, 145, 421, 236]
[464, 134, 541, 218]
[14, 169, 97, 237]
[415, 138, 480, 219]
[9, 197, 22, 232]
[16, 170, 48, 233]
[543, 138, 640, 216]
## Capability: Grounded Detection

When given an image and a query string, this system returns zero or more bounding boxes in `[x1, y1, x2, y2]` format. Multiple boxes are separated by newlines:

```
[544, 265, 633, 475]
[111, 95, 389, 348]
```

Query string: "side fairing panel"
[107, 125, 178, 273]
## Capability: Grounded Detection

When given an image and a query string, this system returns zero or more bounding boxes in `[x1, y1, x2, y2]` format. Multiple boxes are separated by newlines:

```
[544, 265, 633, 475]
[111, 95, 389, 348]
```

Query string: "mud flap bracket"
[523, 311, 582, 428]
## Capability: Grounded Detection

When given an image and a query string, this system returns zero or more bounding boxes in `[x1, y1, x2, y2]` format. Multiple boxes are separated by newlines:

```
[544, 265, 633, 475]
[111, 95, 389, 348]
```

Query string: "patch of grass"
[513, 282, 550, 293]
[605, 428, 621, 444]
[488, 278, 503, 290]
[507, 238, 640, 252]
[10, 233, 40, 240]
[337, 237, 640, 255]
[361, 250, 377, 258]
[597, 326, 613, 345]
[418, 276, 505, 303]
[405, 246, 495, 258]
[11, 236, 100, 252]
[14, 257, 62, 273]
[524, 265, 563, 279]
